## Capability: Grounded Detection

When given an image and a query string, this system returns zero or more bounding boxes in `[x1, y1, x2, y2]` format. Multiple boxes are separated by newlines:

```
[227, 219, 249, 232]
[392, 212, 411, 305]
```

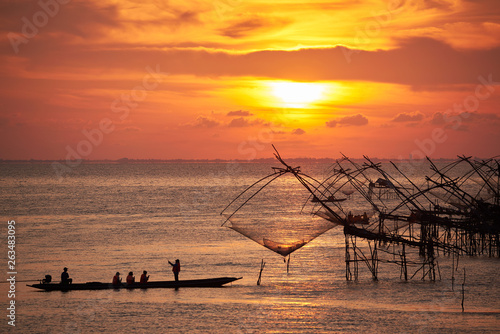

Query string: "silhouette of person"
[140, 270, 149, 284]
[126, 271, 135, 284]
[61, 267, 72, 284]
[112, 272, 122, 286]
[168, 259, 181, 281]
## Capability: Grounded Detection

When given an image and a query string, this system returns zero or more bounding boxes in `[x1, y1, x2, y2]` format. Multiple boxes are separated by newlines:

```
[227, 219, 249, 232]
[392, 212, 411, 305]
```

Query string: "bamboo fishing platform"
[330, 155, 499, 281]
[222, 148, 499, 282]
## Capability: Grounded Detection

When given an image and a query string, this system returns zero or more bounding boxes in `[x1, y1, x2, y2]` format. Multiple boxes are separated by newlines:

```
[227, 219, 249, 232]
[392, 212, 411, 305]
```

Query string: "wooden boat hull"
[28, 277, 242, 291]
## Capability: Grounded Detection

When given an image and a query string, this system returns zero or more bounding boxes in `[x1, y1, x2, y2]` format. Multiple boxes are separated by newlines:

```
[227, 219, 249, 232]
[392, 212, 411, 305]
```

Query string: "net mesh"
[222, 171, 339, 256]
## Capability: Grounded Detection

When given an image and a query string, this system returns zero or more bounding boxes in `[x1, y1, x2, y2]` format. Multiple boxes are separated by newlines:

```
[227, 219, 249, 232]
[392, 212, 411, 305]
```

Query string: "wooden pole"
[451, 252, 455, 291]
[403, 243, 408, 281]
[345, 235, 351, 281]
[257, 259, 265, 285]
[461, 268, 466, 313]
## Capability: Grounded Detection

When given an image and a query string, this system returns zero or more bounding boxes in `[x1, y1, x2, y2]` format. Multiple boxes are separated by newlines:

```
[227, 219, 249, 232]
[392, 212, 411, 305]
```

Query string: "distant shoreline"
[0, 157, 462, 164]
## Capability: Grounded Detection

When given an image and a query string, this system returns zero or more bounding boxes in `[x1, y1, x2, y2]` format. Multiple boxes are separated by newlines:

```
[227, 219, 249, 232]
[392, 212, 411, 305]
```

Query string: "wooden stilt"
[257, 259, 265, 285]
[461, 268, 466, 313]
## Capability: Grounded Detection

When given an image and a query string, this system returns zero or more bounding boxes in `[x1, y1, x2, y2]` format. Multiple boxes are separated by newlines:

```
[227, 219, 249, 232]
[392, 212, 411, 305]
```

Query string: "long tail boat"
[28, 277, 242, 291]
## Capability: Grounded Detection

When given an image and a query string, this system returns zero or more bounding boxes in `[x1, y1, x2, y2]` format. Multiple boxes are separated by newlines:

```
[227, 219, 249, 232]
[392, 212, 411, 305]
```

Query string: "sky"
[1, 0, 500, 160]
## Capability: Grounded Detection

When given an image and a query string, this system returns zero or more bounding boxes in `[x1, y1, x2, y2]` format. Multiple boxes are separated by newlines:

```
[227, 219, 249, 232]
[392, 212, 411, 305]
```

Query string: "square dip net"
[221, 164, 342, 257]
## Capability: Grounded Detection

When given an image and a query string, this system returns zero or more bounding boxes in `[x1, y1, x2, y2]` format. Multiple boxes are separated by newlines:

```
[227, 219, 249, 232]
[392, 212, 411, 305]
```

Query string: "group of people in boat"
[58, 259, 181, 285]
[112, 270, 150, 285]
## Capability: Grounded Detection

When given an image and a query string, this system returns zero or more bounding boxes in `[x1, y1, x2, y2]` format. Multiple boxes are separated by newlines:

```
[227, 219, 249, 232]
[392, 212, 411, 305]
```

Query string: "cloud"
[430, 111, 500, 131]
[326, 114, 368, 128]
[391, 111, 425, 122]
[228, 117, 250, 127]
[134, 5, 203, 31]
[186, 115, 221, 128]
[430, 112, 447, 126]
[272, 130, 287, 135]
[465, 111, 500, 122]
[219, 15, 291, 38]
[414, 0, 454, 11]
[227, 117, 268, 127]
[4, 36, 500, 88]
[396, 0, 500, 50]
[406, 22, 500, 50]
[226, 110, 253, 116]
[292, 128, 305, 135]
[1, 1, 121, 39]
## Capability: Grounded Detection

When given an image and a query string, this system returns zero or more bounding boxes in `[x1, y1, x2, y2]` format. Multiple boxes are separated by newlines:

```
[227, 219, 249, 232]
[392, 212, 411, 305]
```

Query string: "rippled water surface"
[1, 162, 499, 333]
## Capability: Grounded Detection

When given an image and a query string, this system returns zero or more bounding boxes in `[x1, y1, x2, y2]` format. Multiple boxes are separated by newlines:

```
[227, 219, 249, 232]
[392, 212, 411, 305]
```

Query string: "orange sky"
[1, 0, 500, 160]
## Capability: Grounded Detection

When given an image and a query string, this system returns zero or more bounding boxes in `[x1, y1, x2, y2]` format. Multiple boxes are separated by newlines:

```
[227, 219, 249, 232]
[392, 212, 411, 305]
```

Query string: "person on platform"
[126, 271, 135, 284]
[61, 267, 72, 284]
[140, 270, 149, 284]
[168, 259, 181, 281]
[112, 272, 122, 286]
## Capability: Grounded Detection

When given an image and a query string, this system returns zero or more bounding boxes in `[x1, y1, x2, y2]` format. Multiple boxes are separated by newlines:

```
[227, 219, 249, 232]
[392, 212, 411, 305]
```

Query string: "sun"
[269, 81, 326, 108]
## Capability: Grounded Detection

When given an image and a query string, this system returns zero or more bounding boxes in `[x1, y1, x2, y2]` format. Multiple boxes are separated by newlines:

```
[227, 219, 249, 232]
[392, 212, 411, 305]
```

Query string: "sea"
[0, 161, 499, 333]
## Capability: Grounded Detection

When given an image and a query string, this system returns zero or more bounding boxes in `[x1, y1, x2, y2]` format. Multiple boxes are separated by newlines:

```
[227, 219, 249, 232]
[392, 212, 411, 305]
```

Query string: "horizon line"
[0, 156, 476, 164]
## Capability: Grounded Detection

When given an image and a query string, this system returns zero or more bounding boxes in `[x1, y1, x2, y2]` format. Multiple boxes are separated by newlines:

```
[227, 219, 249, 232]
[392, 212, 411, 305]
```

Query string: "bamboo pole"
[257, 259, 265, 285]
[451, 252, 455, 291]
[403, 243, 408, 281]
[461, 268, 466, 313]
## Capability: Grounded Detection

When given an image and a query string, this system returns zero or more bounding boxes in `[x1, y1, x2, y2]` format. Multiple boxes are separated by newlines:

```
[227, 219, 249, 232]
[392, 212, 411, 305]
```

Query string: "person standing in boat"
[140, 270, 149, 284]
[112, 272, 121, 286]
[126, 271, 135, 284]
[168, 259, 181, 281]
[61, 267, 72, 284]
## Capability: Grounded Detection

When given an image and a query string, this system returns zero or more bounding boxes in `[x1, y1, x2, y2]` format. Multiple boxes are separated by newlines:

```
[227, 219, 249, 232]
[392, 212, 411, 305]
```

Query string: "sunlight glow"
[269, 82, 326, 108]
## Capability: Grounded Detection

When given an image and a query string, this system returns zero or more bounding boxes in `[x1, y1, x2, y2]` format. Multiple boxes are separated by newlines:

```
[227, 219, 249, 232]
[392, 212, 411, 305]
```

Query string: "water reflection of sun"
[269, 81, 327, 108]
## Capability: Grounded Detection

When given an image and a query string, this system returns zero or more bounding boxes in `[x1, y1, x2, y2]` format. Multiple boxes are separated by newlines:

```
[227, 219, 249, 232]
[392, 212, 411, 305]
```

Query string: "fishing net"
[221, 168, 341, 257]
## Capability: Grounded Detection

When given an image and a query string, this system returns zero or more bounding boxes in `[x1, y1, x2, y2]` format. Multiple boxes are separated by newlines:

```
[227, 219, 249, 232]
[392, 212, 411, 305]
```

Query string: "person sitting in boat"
[168, 259, 181, 281]
[112, 272, 122, 286]
[61, 267, 72, 284]
[140, 270, 149, 284]
[126, 272, 135, 284]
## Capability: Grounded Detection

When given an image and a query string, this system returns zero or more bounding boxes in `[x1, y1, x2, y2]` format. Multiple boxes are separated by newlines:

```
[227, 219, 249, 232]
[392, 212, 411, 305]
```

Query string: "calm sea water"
[0, 162, 499, 333]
